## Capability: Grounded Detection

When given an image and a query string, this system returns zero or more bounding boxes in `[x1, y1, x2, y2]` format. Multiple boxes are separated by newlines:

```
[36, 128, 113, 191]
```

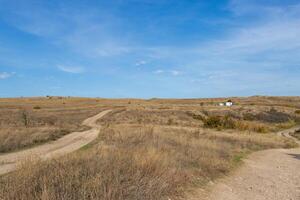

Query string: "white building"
[219, 100, 233, 107]
[225, 100, 233, 107]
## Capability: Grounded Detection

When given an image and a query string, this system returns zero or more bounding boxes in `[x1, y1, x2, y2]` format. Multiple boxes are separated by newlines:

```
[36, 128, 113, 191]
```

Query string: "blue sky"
[0, 0, 299, 98]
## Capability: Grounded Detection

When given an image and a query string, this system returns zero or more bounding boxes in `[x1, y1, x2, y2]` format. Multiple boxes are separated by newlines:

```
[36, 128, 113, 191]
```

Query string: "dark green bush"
[203, 116, 223, 128]
[203, 115, 236, 129]
[222, 116, 236, 129]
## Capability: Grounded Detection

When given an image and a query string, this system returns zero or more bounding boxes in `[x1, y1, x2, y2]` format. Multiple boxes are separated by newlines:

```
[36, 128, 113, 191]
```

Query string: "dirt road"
[191, 126, 300, 200]
[0, 109, 111, 175]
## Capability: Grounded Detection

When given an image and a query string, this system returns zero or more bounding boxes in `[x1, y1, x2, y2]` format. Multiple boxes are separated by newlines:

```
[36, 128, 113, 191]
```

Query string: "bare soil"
[189, 126, 300, 200]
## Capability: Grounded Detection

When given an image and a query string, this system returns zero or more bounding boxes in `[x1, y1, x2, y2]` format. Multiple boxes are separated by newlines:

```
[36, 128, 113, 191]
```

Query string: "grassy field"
[0, 97, 122, 153]
[0, 96, 299, 199]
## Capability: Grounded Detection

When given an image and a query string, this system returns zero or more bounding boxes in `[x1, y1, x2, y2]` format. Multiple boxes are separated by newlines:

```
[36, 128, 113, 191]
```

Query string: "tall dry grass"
[291, 129, 300, 140]
[0, 96, 299, 199]
[1, 96, 299, 153]
[0, 125, 295, 200]
[0, 98, 110, 153]
[0, 127, 70, 153]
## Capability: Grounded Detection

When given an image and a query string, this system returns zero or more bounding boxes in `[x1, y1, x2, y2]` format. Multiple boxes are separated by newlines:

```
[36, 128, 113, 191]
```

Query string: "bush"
[243, 109, 291, 123]
[21, 110, 29, 127]
[290, 129, 300, 140]
[203, 116, 223, 128]
[295, 110, 300, 115]
[253, 125, 268, 133]
[189, 113, 204, 121]
[203, 115, 270, 133]
[203, 115, 236, 129]
[222, 116, 236, 129]
[167, 118, 173, 125]
[243, 113, 256, 121]
[33, 106, 41, 109]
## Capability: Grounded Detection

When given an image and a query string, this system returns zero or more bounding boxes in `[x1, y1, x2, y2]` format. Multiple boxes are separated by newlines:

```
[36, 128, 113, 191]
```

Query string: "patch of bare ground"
[189, 128, 300, 200]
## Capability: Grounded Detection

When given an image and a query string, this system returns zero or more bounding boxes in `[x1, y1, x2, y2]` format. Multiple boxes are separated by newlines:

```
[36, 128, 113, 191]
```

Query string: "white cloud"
[135, 60, 147, 66]
[170, 70, 181, 76]
[153, 69, 164, 74]
[162, 2, 300, 77]
[0, 72, 14, 79]
[153, 69, 182, 76]
[57, 65, 84, 74]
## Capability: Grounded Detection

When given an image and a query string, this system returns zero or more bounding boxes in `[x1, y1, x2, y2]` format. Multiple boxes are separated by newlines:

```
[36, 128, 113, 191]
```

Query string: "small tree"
[21, 110, 29, 127]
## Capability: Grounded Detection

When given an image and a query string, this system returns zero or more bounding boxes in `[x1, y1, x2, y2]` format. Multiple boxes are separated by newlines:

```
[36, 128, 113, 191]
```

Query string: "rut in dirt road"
[190, 126, 300, 200]
[0, 110, 112, 176]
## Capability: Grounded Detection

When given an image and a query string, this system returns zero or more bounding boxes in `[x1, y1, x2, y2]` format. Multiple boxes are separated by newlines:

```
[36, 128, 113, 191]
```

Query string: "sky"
[0, 0, 300, 98]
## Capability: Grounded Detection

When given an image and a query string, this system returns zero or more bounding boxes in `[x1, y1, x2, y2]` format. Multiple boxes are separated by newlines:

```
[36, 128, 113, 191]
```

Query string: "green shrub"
[21, 110, 29, 127]
[243, 113, 255, 121]
[167, 118, 173, 125]
[243, 109, 291, 123]
[203, 116, 223, 128]
[190, 113, 204, 121]
[203, 115, 236, 129]
[253, 125, 268, 133]
[222, 116, 236, 129]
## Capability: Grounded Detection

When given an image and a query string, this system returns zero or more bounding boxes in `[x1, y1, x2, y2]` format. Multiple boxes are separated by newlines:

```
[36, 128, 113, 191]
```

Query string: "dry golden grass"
[0, 124, 296, 200]
[0, 127, 70, 153]
[0, 96, 299, 199]
[0, 97, 116, 153]
[290, 129, 300, 140]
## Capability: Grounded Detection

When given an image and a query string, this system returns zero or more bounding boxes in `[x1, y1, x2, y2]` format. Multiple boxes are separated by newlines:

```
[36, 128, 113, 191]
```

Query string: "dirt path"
[0, 109, 111, 176]
[190, 126, 300, 200]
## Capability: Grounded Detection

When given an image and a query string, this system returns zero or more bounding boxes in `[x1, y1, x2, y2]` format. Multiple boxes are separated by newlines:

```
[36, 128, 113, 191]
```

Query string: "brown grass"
[290, 129, 300, 140]
[0, 127, 70, 153]
[0, 97, 113, 153]
[0, 96, 299, 199]
[0, 124, 296, 200]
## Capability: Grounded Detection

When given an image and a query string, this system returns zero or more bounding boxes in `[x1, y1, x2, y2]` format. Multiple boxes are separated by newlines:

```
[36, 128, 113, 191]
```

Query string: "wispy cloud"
[170, 70, 181, 76]
[57, 65, 84, 74]
[153, 69, 182, 76]
[153, 69, 164, 74]
[0, 72, 14, 79]
[148, 1, 300, 78]
[135, 60, 147, 66]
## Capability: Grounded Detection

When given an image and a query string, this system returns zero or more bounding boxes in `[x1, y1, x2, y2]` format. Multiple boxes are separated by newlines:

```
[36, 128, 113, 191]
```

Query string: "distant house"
[219, 100, 233, 107]
[225, 100, 233, 107]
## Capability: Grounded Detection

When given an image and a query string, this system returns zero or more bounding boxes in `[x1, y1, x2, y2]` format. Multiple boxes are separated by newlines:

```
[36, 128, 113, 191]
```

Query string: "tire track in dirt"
[189, 126, 300, 200]
[0, 110, 112, 175]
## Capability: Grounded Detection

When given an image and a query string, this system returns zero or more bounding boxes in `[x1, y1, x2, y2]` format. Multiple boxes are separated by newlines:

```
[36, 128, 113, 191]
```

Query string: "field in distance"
[0, 96, 299, 199]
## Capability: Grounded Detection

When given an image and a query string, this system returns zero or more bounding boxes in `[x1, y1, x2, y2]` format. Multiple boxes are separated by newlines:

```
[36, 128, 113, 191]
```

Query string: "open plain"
[0, 96, 299, 200]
